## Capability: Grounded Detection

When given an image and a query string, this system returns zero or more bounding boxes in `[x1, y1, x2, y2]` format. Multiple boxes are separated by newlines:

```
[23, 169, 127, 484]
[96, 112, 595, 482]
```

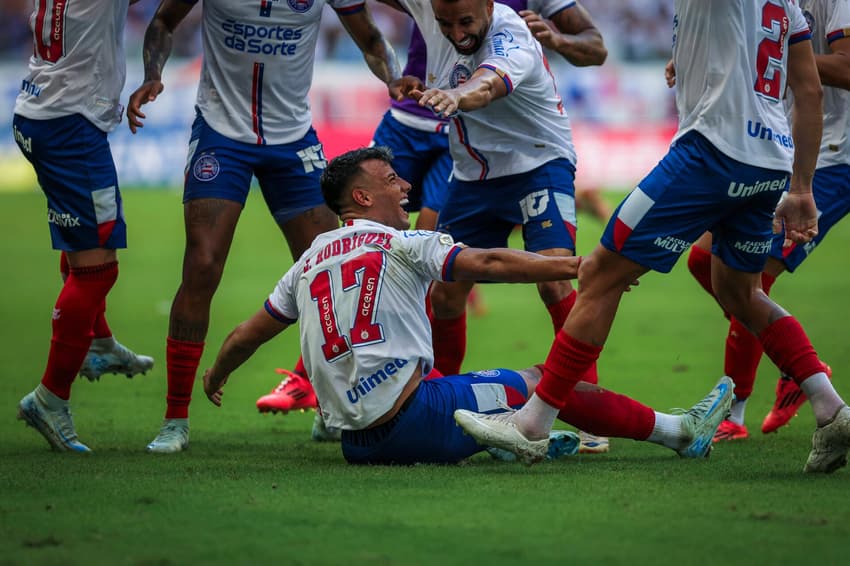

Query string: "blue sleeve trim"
[789, 30, 813, 45]
[264, 300, 297, 324]
[441, 246, 464, 281]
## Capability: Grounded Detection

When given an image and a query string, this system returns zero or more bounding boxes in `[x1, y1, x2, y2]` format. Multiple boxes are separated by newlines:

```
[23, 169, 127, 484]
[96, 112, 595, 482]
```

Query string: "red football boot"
[761, 364, 832, 434]
[256, 369, 318, 414]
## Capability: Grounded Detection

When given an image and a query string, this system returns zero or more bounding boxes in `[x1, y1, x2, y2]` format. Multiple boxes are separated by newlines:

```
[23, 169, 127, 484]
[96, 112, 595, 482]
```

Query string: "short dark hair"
[321, 146, 394, 215]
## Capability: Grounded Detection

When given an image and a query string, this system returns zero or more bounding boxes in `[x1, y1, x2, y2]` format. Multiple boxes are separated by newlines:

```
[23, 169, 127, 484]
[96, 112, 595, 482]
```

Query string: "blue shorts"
[602, 130, 788, 273]
[341, 369, 529, 465]
[184, 110, 327, 224]
[437, 159, 577, 252]
[12, 113, 126, 251]
[371, 111, 451, 213]
[770, 164, 850, 272]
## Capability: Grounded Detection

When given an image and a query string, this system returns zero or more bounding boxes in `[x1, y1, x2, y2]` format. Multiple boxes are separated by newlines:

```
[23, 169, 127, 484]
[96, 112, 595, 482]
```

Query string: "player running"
[456, 0, 850, 474]
[682, 0, 850, 441]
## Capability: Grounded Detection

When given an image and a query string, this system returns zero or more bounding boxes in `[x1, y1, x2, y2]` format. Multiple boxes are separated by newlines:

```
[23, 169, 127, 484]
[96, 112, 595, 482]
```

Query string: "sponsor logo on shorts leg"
[47, 208, 81, 228]
[727, 178, 786, 198]
[733, 240, 772, 255]
[13, 124, 32, 153]
[193, 154, 220, 182]
[653, 235, 689, 253]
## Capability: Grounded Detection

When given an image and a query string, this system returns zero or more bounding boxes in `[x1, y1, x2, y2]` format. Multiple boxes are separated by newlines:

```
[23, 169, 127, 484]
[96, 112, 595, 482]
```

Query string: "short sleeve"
[393, 230, 464, 282]
[477, 21, 539, 94]
[264, 268, 299, 324]
[826, 0, 850, 43]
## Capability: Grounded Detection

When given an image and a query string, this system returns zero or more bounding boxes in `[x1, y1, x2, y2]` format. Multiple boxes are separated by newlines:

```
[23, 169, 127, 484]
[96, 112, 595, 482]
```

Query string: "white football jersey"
[267, 219, 463, 430]
[189, 0, 363, 145]
[14, 0, 129, 132]
[398, 1, 576, 181]
[672, 0, 811, 172]
[798, 0, 850, 167]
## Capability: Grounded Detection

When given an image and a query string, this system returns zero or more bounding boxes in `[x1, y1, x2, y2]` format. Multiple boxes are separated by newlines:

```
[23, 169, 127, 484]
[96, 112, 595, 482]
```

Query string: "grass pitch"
[1, 189, 849, 565]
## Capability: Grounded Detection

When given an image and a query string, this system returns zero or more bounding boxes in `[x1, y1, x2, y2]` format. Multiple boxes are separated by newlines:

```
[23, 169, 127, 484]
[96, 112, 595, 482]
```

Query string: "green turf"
[1, 189, 849, 564]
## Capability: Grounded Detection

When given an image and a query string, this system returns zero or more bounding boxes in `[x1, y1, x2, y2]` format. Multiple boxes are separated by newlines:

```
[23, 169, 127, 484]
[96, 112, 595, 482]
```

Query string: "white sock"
[35, 383, 68, 410]
[800, 372, 844, 426]
[516, 394, 560, 440]
[728, 398, 747, 425]
[646, 412, 683, 450]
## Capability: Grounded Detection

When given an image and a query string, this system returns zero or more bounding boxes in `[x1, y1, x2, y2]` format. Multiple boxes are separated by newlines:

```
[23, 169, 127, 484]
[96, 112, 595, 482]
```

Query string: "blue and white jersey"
[266, 219, 463, 430]
[14, 0, 129, 132]
[797, 0, 850, 167]
[399, 1, 576, 181]
[672, 0, 811, 172]
[188, 0, 364, 145]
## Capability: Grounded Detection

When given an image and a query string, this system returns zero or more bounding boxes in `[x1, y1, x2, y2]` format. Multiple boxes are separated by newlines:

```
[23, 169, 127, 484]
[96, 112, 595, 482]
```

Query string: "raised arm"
[451, 248, 580, 283]
[203, 310, 290, 406]
[520, 2, 607, 67]
[126, 0, 195, 133]
[338, 6, 403, 97]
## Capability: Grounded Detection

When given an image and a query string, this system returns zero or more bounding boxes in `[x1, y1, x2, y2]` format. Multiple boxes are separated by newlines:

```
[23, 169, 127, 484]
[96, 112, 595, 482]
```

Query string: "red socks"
[536, 330, 602, 409]
[41, 262, 118, 399]
[545, 291, 599, 384]
[431, 312, 466, 376]
[759, 316, 824, 386]
[558, 384, 655, 440]
[546, 290, 576, 333]
[61, 252, 111, 339]
[165, 337, 205, 419]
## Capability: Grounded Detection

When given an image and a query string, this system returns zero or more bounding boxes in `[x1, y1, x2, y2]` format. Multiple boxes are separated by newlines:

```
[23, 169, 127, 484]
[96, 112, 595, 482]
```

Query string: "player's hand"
[203, 368, 228, 407]
[519, 10, 559, 50]
[664, 59, 676, 88]
[773, 190, 818, 246]
[415, 88, 460, 118]
[126, 80, 164, 134]
[389, 75, 425, 101]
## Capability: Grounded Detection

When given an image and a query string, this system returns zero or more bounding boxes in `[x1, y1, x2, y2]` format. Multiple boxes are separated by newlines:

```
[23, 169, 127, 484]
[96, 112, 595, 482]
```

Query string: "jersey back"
[268, 219, 462, 429]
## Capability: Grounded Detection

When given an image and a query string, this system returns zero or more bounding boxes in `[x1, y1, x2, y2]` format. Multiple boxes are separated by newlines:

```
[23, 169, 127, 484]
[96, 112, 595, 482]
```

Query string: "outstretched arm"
[126, 0, 194, 133]
[520, 2, 607, 67]
[338, 7, 403, 98]
[412, 67, 508, 118]
[203, 310, 290, 406]
[451, 248, 580, 283]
